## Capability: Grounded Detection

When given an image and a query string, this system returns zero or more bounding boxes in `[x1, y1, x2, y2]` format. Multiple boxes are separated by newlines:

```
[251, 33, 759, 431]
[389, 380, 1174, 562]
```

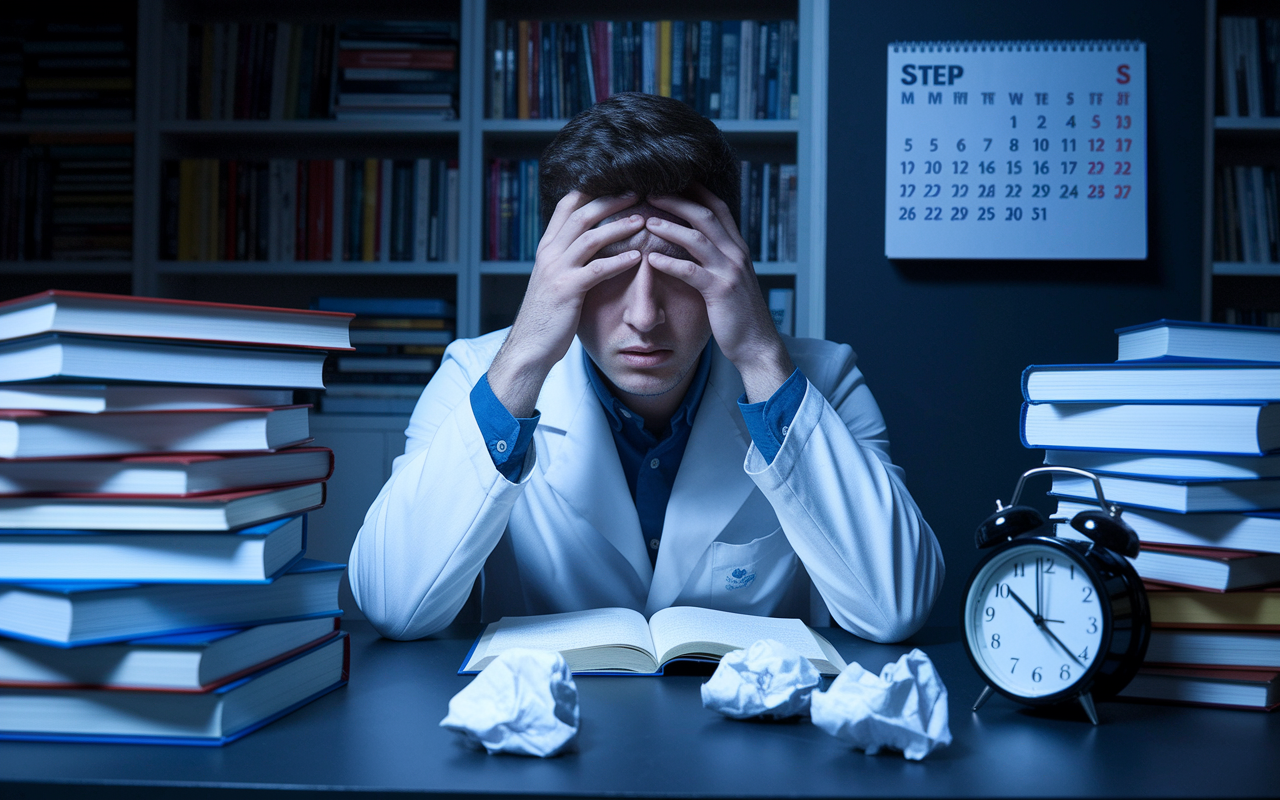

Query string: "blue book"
[1021, 401, 1280, 455]
[0, 632, 347, 745]
[1022, 361, 1280, 403]
[0, 515, 306, 584]
[1049, 471, 1280, 514]
[0, 558, 344, 647]
[1118, 319, 1280, 363]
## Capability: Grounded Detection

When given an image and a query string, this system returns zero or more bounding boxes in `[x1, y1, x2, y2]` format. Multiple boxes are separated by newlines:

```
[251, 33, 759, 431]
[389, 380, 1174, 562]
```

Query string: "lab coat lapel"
[538, 340, 653, 588]
[645, 344, 756, 615]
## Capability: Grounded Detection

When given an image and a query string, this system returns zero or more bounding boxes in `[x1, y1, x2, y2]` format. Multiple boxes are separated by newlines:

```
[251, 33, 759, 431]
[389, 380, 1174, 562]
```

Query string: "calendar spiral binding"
[890, 40, 1145, 54]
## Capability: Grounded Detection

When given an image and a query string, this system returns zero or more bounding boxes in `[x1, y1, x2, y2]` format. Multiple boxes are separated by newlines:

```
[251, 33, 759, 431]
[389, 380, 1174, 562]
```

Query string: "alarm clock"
[961, 467, 1150, 725]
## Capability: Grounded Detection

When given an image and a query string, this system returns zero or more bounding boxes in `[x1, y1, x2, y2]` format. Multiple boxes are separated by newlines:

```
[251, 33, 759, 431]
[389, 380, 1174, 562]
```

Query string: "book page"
[465, 607, 657, 671]
[648, 606, 847, 672]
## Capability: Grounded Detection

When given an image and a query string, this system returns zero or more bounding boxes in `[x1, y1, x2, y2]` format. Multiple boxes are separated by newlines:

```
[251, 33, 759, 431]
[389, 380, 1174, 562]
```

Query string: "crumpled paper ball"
[810, 648, 951, 761]
[701, 638, 822, 720]
[439, 648, 579, 757]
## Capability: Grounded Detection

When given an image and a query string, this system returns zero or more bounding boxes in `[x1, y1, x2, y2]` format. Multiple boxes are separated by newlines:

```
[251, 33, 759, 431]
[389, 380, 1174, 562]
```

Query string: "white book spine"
[759, 162, 772, 262]
[414, 158, 430, 262]
[780, 163, 798, 262]
[270, 22, 292, 121]
[739, 21, 754, 122]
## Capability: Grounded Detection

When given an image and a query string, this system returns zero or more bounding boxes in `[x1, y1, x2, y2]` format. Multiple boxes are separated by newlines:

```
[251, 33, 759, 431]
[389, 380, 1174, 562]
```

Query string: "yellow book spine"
[177, 159, 195, 261]
[362, 158, 378, 262]
[658, 21, 672, 97]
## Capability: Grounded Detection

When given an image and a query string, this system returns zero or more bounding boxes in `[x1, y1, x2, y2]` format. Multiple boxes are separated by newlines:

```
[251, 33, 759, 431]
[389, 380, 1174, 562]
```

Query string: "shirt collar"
[583, 343, 712, 438]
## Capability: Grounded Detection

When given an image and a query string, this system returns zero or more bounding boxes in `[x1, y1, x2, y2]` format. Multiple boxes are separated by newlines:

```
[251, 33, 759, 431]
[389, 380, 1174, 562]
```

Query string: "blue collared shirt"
[470, 348, 806, 565]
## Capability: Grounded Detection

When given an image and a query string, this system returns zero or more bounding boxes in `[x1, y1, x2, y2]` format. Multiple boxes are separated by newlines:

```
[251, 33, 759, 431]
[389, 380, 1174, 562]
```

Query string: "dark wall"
[825, 1, 1206, 626]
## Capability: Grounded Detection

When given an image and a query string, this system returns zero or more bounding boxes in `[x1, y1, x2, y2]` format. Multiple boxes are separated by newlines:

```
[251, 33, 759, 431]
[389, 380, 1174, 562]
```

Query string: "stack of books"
[308, 296, 453, 414]
[1022, 319, 1280, 711]
[333, 21, 459, 120]
[20, 21, 135, 123]
[0, 290, 355, 743]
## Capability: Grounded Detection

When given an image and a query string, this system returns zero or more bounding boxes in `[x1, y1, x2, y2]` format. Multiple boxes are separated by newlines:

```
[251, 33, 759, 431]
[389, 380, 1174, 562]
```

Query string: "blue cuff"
[470, 373, 539, 481]
[738, 368, 806, 464]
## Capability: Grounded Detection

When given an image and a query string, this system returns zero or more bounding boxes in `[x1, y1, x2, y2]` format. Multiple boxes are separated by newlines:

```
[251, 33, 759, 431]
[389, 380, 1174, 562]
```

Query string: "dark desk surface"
[0, 619, 1276, 799]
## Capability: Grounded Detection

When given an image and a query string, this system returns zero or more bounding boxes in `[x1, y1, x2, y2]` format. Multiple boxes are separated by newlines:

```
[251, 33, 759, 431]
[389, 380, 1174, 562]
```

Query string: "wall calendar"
[884, 41, 1147, 260]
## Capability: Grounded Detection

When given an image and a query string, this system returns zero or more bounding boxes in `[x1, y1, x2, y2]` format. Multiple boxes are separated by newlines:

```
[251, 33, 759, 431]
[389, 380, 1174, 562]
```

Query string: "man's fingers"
[575, 249, 642, 290]
[687, 182, 752, 253]
[643, 215, 726, 269]
[542, 190, 591, 247]
[563, 214, 646, 265]
[543, 192, 638, 256]
[646, 251, 716, 294]
[646, 193, 743, 258]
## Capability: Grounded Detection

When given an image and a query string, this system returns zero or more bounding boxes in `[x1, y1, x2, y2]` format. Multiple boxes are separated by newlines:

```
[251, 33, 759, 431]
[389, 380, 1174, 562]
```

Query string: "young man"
[349, 93, 943, 643]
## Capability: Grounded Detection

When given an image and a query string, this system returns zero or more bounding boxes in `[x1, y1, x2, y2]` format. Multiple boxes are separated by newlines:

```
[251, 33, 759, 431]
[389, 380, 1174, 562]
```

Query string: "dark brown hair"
[538, 92, 741, 226]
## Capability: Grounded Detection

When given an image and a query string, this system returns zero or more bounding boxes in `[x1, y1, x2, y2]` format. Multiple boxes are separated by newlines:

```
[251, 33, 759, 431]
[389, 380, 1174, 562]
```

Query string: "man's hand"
[643, 185, 794, 403]
[487, 191, 645, 417]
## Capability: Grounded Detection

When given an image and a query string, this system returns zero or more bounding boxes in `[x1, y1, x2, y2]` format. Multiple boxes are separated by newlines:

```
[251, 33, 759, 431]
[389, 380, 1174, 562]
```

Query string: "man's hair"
[538, 92, 741, 226]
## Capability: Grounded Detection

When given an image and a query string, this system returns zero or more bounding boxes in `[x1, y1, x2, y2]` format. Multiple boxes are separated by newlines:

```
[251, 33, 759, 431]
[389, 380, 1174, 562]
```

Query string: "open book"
[460, 606, 848, 676]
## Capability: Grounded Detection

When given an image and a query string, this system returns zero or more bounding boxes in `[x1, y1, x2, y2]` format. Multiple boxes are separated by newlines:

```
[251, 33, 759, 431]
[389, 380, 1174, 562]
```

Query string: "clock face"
[964, 540, 1108, 700]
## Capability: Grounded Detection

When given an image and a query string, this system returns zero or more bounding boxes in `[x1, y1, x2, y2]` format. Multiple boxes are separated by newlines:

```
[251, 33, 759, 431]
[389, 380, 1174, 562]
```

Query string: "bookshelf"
[1204, 0, 1280, 323]
[1, 0, 828, 342]
[1, 0, 829, 619]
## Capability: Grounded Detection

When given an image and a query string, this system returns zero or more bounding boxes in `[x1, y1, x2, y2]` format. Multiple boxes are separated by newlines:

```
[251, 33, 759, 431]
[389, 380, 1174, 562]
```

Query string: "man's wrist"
[487, 338, 555, 418]
[735, 339, 795, 404]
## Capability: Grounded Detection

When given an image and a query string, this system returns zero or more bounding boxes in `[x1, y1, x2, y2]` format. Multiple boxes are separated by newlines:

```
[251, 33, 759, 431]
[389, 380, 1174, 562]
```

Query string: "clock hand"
[1036, 557, 1042, 617]
[1008, 588, 1084, 667]
[1040, 622, 1085, 668]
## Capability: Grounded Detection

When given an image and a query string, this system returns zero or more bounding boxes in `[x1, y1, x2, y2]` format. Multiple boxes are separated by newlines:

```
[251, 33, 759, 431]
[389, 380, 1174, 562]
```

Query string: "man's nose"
[621, 256, 666, 332]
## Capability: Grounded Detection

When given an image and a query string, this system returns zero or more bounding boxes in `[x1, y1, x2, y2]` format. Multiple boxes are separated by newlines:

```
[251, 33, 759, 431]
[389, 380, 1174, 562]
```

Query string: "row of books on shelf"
[1, 135, 133, 261]
[1212, 163, 1280, 264]
[161, 157, 459, 263]
[310, 297, 453, 413]
[1, 20, 135, 122]
[1022, 318, 1280, 710]
[0, 289, 355, 742]
[163, 20, 459, 121]
[1222, 308, 1280, 327]
[484, 158, 798, 263]
[488, 19, 799, 121]
[1218, 16, 1280, 119]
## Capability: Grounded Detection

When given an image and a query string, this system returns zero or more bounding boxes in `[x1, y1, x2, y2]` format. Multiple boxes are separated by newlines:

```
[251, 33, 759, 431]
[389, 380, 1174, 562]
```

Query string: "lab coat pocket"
[707, 528, 797, 615]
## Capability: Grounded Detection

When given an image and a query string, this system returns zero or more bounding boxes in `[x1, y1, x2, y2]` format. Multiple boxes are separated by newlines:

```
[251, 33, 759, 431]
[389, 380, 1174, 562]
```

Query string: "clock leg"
[972, 685, 995, 712]
[1078, 691, 1099, 726]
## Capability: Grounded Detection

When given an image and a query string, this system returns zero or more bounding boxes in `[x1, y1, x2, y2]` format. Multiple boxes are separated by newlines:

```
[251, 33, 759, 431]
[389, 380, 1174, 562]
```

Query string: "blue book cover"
[0, 633, 349, 745]
[1022, 361, 1280, 404]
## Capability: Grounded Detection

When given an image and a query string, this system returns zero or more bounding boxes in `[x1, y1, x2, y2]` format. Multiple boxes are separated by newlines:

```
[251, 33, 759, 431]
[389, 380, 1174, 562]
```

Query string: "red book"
[0, 290, 352, 350]
[0, 405, 314, 459]
[321, 160, 334, 261]
[0, 481, 326, 531]
[337, 48, 457, 71]
[1136, 543, 1280, 592]
[0, 447, 335, 497]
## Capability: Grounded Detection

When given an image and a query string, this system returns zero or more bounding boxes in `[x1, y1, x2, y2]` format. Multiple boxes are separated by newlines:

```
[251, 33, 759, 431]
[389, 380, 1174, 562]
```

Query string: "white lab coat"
[348, 330, 944, 643]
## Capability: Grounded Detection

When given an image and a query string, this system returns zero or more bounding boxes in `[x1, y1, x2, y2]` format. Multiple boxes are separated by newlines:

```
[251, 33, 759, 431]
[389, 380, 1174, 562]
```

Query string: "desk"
[0, 620, 1276, 799]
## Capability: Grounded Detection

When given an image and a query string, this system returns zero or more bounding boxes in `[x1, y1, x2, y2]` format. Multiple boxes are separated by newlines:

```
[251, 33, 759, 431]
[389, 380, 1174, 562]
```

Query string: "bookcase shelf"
[3, 0, 828, 340]
[1205, 1, 1280, 324]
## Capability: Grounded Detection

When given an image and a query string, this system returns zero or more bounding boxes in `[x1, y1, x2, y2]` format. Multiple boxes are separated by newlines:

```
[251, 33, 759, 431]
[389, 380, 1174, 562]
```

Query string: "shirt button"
[649, 458, 660, 469]
[781, 425, 789, 437]
[620, 408, 631, 419]
[649, 538, 660, 550]
[495, 440, 508, 453]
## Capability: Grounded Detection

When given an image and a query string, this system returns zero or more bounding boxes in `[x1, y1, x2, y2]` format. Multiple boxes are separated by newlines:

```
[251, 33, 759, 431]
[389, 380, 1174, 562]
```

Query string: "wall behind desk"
[824, 1, 1205, 626]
